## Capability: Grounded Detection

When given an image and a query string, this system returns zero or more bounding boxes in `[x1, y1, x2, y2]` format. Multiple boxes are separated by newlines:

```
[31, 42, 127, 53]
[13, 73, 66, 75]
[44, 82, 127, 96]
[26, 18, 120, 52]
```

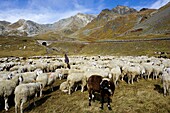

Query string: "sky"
[0, 0, 169, 24]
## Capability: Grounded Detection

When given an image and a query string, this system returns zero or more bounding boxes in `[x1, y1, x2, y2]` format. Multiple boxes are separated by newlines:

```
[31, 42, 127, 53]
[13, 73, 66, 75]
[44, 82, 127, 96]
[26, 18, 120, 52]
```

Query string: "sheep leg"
[131, 76, 133, 84]
[15, 104, 18, 113]
[100, 94, 104, 110]
[20, 98, 27, 113]
[152, 72, 155, 80]
[127, 77, 130, 84]
[88, 92, 92, 106]
[81, 80, 86, 92]
[163, 83, 166, 96]
[166, 84, 169, 96]
[40, 89, 43, 97]
[74, 85, 78, 91]
[107, 97, 112, 110]
[33, 98, 36, 106]
[4, 97, 9, 111]
[147, 72, 150, 79]
[50, 85, 53, 92]
[20, 101, 24, 113]
[114, 80, 117, 87]
[68, 82, 74, 95]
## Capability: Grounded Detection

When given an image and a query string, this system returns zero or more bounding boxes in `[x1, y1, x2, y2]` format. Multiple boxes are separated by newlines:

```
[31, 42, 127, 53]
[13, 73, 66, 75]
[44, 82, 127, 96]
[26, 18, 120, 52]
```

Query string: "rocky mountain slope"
[72, 4, 170, 41]
[0, 13, 96, 37]
[126, 2, 170, 36]
[0, 19, 52, 36]
[52, 13, 96, 35]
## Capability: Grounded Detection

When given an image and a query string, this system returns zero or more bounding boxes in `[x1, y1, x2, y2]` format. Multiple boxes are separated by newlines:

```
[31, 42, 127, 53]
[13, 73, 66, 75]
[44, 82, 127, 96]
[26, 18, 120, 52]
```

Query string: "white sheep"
[55, 68, 69, 80]
[164, 67, 170, 74]
[84, 67, 110, 80]
[0, 75, 22, 111]
[110, 65, 121, 87]
[0, 72, 13, 80]
[67, 72, 86, 95]
[59, 81, 68, 93]
[152, 64, 164, 79]
[36, 73, 48, 97]
[18, 69, 43, 83]
[161, 71, 170, 96]
[141, 62, 154, 79]
[46, 73, 58, 91]
[36, 72, 58, 97]
[14, 82, 42, 113]
[122, 64, 141, 84]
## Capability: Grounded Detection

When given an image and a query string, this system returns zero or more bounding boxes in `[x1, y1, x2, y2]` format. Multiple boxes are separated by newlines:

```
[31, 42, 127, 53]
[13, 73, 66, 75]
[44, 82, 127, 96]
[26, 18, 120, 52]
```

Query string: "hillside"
[127, 2, 170, 36]
[71, 4, 170, 41]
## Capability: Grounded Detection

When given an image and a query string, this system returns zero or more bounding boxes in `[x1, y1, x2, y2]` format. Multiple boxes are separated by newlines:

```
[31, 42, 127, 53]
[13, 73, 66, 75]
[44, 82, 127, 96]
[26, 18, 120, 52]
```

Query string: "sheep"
[59, 81, 68, 93]
[0, 72, 13, 80]
[126, 65, 141, 84]
[46, 73, 58, 91]
[87, 75, 115, 110]
[36, 72, 58, 97]
[34, 62, 48, 72]
[14, 82, 42, 113]
[25, 64, 37, 72]
[84, 68, 111, 80]
[67, 72, 86, 95]
[18, 69, 43, 84]
[110, 65, 121, 87]
[152, 64, 164, 79]
[9, 65, 21, 72]
[141, 62, 154, 79]
[164, 67, 170, 74]
[122, 64, 142, 84]
[161, 71, 170, 96]
[36, 73, 48, 97]
[55, 68, 69, 80]
[0, 75, 23, 111]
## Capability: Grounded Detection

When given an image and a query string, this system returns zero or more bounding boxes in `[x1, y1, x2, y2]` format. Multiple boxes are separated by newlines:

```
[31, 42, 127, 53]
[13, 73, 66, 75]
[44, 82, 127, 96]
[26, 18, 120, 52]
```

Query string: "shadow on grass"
[43, 85, 60, 95]
[24, 95, 51, 112]
[154, 84, 163, 94]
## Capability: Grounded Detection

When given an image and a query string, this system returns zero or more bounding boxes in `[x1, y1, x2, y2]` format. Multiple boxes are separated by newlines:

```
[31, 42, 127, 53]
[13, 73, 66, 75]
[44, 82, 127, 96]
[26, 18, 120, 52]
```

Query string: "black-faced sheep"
[87, 75, 115, 110]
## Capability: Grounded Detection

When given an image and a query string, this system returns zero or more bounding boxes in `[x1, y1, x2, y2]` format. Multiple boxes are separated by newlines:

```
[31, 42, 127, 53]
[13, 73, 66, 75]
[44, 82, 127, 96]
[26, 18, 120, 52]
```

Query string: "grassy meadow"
[1, 78, 170, 113]
[0, 36, 169, 58]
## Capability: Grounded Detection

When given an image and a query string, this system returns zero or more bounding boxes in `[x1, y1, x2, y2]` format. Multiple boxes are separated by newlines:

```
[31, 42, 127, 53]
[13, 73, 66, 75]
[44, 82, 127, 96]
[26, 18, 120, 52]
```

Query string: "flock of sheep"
[0, 55, 170, 113]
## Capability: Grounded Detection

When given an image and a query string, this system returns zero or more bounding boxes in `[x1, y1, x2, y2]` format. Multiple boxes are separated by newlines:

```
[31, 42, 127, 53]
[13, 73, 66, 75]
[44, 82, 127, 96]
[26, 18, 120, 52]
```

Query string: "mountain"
[0, 3, 169, 40]
[34, 13, 96, 40]
[71, 4, 170, 41]
[125, 2, 170, 36]
[0, 13, 95, 37]
[0, 19, 52, 36]
[112, 5, 137, 15]
[51, 13, 96, 35]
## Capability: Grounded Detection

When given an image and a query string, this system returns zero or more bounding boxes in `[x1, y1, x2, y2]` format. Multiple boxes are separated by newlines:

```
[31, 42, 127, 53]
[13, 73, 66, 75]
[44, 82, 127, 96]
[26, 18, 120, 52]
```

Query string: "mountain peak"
[112, 5, 137, 15]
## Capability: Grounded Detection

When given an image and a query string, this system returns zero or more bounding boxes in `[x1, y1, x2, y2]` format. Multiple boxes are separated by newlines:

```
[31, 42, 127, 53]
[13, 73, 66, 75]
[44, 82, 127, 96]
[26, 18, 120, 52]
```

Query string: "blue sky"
[0, 0, 169, 24]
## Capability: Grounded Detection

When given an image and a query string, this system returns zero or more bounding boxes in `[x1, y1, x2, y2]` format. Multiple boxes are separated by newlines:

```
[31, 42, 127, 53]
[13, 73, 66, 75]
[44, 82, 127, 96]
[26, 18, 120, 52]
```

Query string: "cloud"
[132, 0, 169, 10]
[149, 0, 169, 9]
[0, 0, 94, 24]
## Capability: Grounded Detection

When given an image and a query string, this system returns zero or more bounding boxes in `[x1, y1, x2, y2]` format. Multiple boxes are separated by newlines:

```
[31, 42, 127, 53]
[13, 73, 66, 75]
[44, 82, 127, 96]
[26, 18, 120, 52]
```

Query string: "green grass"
[0, 36, 170, 58]
[0, 36, 47, 57]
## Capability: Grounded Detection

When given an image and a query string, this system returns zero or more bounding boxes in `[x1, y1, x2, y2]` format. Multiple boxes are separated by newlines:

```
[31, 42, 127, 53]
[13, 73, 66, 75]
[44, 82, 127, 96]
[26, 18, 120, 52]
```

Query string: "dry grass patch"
[1, 78, 170, 113]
